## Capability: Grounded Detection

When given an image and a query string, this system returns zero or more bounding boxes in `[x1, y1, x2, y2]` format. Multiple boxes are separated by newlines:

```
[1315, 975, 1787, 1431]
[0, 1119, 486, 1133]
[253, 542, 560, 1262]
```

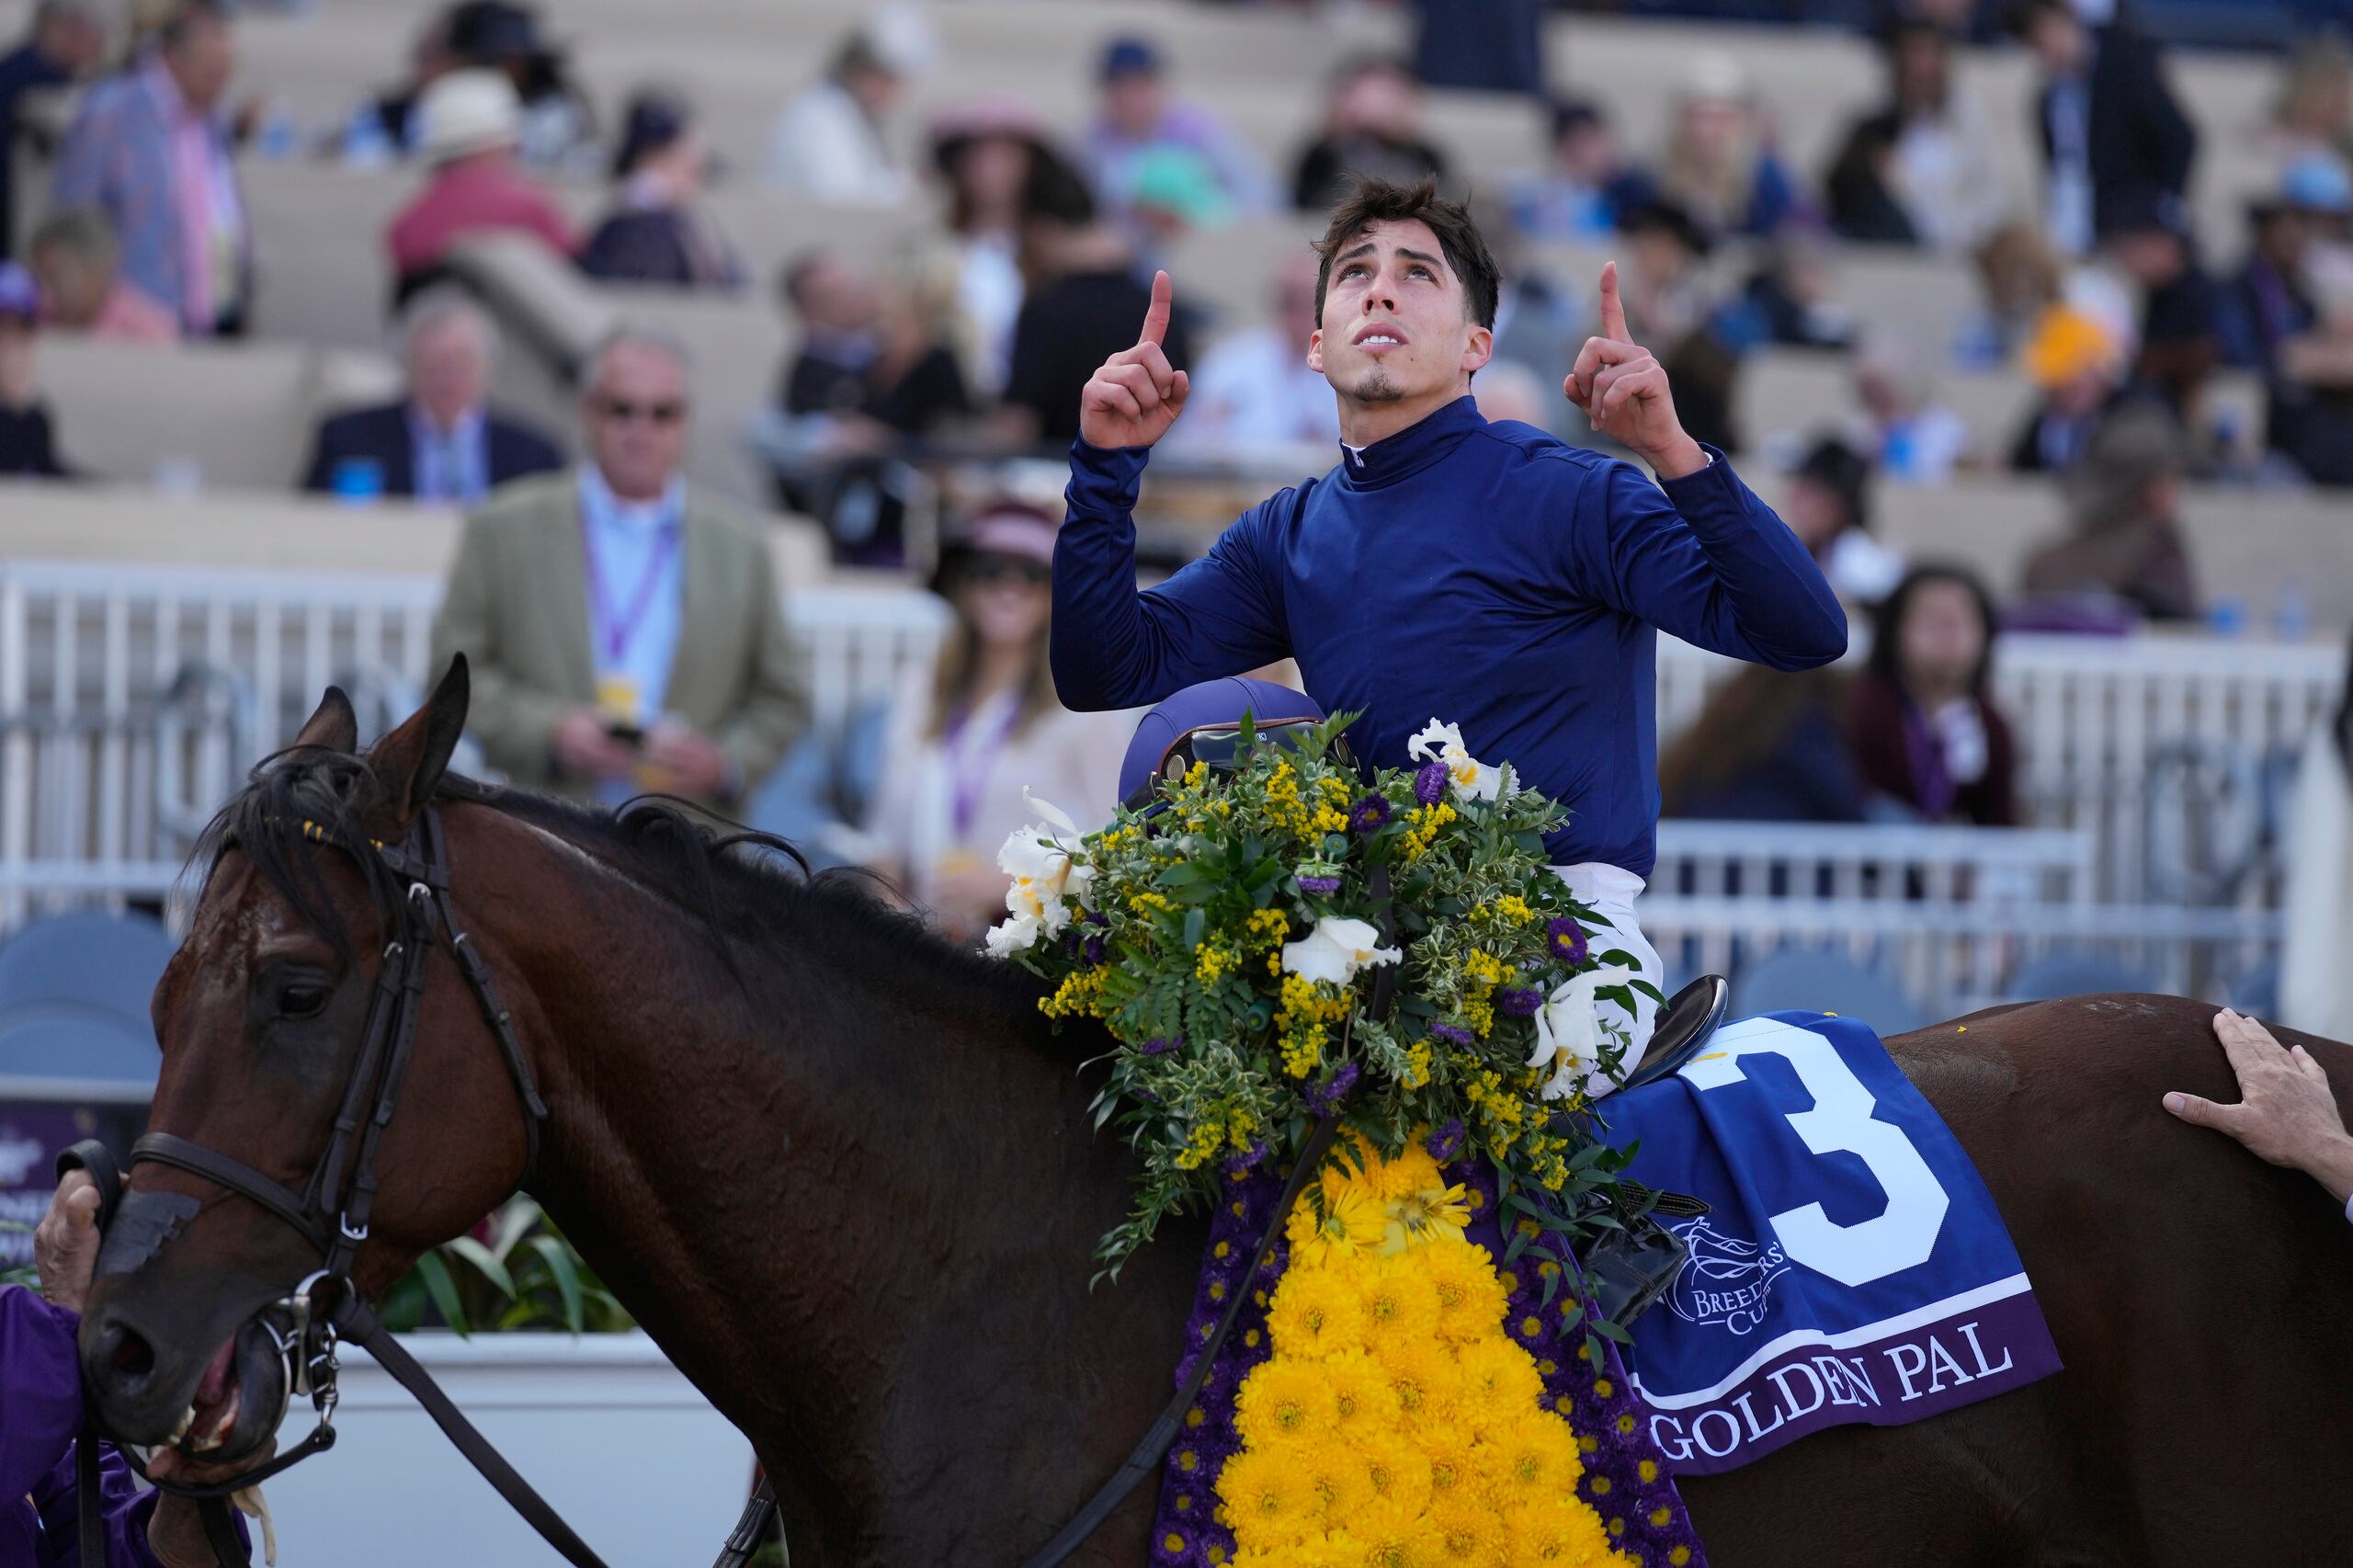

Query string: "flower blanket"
[1602, 1013, 2063, 1475]
[1150, 1146, 1706, 1568]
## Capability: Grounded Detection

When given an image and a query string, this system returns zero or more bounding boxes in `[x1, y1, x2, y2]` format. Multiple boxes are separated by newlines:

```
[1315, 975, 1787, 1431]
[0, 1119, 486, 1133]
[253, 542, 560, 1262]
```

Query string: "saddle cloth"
[1600, 1012, 2063, 1475]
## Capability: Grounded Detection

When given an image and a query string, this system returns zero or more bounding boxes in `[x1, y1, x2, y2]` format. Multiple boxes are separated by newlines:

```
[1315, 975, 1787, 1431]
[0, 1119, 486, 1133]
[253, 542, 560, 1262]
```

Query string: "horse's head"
[81, 659, 536, 1469]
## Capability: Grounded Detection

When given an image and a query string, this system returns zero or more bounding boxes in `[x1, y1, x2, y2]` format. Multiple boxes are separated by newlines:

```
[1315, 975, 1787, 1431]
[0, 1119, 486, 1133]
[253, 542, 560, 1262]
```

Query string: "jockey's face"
[1309, 218, 1492, 413]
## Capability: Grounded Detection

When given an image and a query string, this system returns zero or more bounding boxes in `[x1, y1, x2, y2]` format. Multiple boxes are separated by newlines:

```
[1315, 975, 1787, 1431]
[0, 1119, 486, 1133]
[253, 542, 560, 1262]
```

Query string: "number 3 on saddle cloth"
[1596, 1012, 2065, 1475]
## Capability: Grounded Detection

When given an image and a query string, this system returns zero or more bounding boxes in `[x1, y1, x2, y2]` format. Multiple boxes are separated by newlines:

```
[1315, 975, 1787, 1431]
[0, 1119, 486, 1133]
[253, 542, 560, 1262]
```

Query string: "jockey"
[1049, 176, 1847, 1057]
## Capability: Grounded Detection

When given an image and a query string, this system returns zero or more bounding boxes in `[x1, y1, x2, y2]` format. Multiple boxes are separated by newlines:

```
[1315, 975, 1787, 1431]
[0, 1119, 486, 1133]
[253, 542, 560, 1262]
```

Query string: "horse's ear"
[292, 687, 359, 754]
[367, 655, 471, 825]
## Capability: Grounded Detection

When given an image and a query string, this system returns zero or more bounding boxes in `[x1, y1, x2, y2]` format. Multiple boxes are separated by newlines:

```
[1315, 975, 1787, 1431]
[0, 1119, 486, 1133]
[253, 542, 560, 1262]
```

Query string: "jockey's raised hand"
[1080, 269, 1191, 450]
[1564, 261, 1708, 481]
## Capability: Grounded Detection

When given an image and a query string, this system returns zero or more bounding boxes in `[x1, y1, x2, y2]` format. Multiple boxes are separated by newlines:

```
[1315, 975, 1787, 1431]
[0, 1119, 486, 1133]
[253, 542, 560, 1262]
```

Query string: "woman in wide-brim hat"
[864, 500, 1131, 941]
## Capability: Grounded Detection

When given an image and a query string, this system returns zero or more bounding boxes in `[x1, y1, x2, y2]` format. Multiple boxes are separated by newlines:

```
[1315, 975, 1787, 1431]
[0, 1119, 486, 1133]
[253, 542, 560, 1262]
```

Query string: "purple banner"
[0, 1106, 104, 1268]
[1635, 1283, 2063, 1474]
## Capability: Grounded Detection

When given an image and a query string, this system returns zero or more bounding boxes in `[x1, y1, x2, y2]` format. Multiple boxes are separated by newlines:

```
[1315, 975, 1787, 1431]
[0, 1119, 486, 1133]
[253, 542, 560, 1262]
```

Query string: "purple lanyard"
[582, 516, 682, 665]
[945, 699, 1023, 841]
[1900, 700, 1960, 821]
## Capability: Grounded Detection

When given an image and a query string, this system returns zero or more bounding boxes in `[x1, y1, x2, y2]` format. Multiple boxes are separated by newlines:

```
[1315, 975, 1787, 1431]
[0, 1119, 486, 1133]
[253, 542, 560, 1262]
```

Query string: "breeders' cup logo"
[1665, 1217, 1790, 1336]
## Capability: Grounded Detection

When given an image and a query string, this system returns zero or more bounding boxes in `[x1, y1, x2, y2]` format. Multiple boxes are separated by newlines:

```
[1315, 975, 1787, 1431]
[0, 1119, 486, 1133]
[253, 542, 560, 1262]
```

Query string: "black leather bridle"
[73, 799, 1343, 1568]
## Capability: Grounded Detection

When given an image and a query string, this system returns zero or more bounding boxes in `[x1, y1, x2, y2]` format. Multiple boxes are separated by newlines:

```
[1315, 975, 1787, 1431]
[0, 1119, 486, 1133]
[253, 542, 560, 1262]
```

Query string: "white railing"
[1645, 821, 2279, 1013]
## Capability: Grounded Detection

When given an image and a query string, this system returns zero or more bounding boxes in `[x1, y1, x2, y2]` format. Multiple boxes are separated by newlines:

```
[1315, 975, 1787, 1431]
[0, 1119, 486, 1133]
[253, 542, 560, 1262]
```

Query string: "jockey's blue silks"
[1051, 395, 1847, 878]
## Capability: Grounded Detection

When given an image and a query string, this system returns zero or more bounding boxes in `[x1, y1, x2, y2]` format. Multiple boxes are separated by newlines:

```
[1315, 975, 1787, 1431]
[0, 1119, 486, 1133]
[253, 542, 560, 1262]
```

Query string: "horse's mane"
[191, 744, 1040, 1018]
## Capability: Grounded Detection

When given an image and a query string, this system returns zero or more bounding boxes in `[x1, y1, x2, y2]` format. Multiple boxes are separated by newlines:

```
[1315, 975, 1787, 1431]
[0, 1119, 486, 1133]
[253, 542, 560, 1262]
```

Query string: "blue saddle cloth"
[1601, 1011, 2063, 1475]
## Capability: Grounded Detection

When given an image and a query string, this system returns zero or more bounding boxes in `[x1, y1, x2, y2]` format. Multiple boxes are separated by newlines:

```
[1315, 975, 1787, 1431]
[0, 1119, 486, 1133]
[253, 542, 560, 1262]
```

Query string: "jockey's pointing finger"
[1569, 334, 1638, 407]
[1133, 337, 1178, 397]
[1598, 260, 1631, 344]
[1137, 269, 1174, 350]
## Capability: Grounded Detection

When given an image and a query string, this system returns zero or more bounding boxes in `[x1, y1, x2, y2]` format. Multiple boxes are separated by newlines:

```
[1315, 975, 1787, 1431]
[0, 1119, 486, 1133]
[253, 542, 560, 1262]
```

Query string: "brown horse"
[79, 667, 2353, 1565]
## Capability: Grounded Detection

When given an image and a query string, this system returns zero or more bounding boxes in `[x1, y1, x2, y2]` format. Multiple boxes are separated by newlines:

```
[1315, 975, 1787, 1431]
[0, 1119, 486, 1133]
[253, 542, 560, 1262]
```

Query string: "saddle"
[1568, 974, 1729, 1327]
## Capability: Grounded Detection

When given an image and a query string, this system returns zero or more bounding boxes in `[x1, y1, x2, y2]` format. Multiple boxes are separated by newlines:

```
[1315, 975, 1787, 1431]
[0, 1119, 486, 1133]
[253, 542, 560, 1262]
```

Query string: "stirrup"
[1620, 975, 1729, 1093]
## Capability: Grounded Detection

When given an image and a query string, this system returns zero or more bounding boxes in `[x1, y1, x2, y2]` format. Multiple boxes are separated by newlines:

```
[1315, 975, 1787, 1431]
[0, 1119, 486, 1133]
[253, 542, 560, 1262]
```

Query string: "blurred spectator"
[1782, 435, 1904, 604]
[866, 501, 1127, 939]
[1409, 0, 1540, 97]
[1084, 36, 1271, 226]
[0, 262, 65, 477]
[759, 249, 972, 557]
[1953, 221, 2063, 369]
[2106, 191, 2220, 416]
[1291, 56, 1450, 211]
[1659, 665, 1870, 823]
[767, 10, 931, 207]
[301, 288, 560, 504]
[334, 6, 460, 165]
[1165, 252, 1339, 456]
[26, 208, 176, 342]
[51, 0, 249, 337]
[2222, 158, 2353, 485]
[2262, 35, 2353, 191]
[1847, 564, 2018, 826]
[928, 99, 1092, 397]
[430, 328, 808, 807]
[1471, 359, 1554, 430]
[1616, 197, 1712, 346]
[1830, 18, 2006, 253]
[2010, 304, 2123, 472]
[0, 0, 106, 260]
[1824, 113, 1917, 246]
[1853, 337, 1970, 483]
[1509, 99, 1655, 244]
[578, 92, 741, 290]
[2023, 401, 2196, 622]
[1481, 201, 1584, 399]
[2220, 183, 2325, 378]
[1655, 52, 1801, 242]
[2280, 630, 2353, 1041]
[1711, 234, 1858, 353]
[385, 69, 575, 300]
[1000, 211, 1193, 446]
[444, 2, 595, 173]
[2013, 0, 2195, 256]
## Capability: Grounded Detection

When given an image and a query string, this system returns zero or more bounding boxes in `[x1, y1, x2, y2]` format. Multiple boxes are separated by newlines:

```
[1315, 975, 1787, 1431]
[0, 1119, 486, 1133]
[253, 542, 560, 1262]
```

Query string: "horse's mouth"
[147, 1322, 283, 1473]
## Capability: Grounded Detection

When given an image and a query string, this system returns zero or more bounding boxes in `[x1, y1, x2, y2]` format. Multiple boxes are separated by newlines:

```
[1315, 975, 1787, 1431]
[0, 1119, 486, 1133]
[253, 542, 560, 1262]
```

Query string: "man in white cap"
[385, 65, 574, 291]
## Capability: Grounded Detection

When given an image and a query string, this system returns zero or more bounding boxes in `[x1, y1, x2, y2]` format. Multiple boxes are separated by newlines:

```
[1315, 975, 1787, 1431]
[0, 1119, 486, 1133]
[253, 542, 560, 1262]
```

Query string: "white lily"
[1280, 915, 1403, 987]
[984, 790, 1092, 956]
[1405, 718, 1515, 803]
[1529, 965, 1637, 1102]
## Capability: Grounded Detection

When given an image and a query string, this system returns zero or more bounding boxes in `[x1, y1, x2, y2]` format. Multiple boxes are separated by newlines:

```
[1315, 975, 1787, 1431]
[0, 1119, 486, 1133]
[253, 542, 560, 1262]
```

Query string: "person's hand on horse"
[1078, 270, 1190, 450]
[645, 722, 732, 800]
[1564, 261, 1709, 481]
[553, 709, 638, 781]
[34, 1168, 103, 1315]
[2165, 1007, 2353, 1204]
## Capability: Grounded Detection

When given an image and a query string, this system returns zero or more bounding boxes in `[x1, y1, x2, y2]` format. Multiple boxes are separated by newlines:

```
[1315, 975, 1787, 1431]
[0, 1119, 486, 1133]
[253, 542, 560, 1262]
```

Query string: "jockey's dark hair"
[1868, 563, 1999, 699]
[1311, 176, 1501, 333]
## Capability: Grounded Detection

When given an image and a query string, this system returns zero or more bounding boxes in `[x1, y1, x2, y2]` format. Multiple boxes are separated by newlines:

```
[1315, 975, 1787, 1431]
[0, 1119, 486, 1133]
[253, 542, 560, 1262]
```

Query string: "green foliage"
[381, 1198, 631, 1335]
[998, 713, 1640, 1278]
[1, 1219, 34, 1290]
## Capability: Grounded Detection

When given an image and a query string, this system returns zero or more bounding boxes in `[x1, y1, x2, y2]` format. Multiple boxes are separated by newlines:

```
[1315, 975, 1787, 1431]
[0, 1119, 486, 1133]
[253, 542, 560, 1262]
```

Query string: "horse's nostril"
[109, 1324, 155, 1377]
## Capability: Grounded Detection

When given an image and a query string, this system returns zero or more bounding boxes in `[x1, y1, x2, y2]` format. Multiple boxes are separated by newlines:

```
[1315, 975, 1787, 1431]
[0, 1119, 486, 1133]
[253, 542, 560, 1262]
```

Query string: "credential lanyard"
[582, 512, 682, 666]
[944, 697, 1023, 842]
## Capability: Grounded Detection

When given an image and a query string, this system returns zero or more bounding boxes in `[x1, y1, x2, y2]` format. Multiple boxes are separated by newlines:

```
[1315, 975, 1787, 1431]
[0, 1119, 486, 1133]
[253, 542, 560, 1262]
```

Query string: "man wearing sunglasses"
[431, 326, 809, 806]
[1051, 176, 1847, 1059]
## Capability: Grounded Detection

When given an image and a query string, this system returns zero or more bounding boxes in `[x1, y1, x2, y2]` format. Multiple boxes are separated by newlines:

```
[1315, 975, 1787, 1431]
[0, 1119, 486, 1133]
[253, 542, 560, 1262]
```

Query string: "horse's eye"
[276, 981, 331, 1019]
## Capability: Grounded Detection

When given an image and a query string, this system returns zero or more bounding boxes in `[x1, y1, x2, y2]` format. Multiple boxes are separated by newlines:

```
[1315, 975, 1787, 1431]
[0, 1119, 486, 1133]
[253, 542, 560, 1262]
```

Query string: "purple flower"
[1414, 759, 1450, 806]
[1499, 985, 1542, 1017]
[1347, 792, 1393, 835]
[1427, 1022, 1474, 1047]
[1546, 917, 1588, 968]
[1082, 935, 1107, 966]
[1297, 874, 1341, 895]
[1426, 1118, 1467, 1162]
[1141, 1035, 1184, 1057]
[1222, 1141, 1269, 1179]
[1306, 1061, 1359, 1114]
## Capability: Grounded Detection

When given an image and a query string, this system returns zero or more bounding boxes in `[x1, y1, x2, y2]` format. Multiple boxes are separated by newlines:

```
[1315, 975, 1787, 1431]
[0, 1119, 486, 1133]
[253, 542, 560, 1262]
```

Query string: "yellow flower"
[1504, 1501, 1620, 1564]
[1271, 1436, 1376, 1528]
[1368, 1142, 1443, 1200]
[1236, 1358, 1336, 1442]
[1356, 1255, 1443, 1346]
[1352, 1440, 1434, 1522]
[1475, 1415, 1584, 1500]
[1297, 1187, 1387, 1267]
[1266, 1267, 1369, 1358]
[1217, 1445, 1319, 1551]
[1423, 1244, 1511, 1343]
[1453, 1336, 1545, 1424]
[1371, 1332, 1457, 1425]
[1381, 1182, 1472, 1254]
[1320, 1350, 1388, 1430]
[1424, 1495, 1506, 1568]
[1417, 1421, 1480, 1499]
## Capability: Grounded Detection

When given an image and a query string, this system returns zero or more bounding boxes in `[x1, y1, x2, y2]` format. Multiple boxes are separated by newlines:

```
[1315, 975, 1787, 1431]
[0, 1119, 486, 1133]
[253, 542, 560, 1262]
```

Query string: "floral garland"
[1147, 1142, 1708, 1568]
[989, 714, 1661, 1275]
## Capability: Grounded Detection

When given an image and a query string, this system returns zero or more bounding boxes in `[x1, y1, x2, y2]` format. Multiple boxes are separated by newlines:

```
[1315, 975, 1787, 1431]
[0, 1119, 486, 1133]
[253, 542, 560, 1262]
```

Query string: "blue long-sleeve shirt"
[1051, 395, 1847, 878]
